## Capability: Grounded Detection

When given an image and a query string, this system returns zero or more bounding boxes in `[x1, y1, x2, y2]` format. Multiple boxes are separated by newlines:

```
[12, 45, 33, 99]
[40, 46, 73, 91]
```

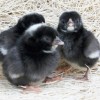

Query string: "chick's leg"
[19, 85, 41, 94]
[76, 67, 89, 80]
[82, 67, 89, 80]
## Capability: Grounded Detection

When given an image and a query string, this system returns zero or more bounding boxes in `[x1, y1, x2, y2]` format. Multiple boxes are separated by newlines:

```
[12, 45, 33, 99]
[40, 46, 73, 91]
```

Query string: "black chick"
[57, 11, 100, 79]
[3, 23, 64, 92]
[0, 13, 45, 60]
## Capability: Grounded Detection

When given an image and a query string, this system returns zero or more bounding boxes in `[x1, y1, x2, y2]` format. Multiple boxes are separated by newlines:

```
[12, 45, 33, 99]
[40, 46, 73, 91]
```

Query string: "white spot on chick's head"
[25, 23, 46, 36]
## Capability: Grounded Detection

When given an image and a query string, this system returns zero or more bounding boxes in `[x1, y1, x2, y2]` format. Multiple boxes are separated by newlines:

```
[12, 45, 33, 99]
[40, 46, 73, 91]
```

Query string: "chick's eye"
[75, 19, 80, 24]
[42, 36, 52, 43]
[61, 20, 65, 24]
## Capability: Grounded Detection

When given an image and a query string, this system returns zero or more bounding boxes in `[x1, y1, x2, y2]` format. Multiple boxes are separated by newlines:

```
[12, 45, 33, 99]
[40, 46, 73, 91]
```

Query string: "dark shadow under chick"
[0, 13, 45, 60]
[3, 23, 64, 92]
[57, 11, 100, 80]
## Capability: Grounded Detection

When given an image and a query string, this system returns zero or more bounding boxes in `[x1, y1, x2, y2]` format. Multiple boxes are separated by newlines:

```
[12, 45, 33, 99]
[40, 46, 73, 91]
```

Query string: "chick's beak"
[67, 19, 75, 31]
[53, 36, 64, 46]
[50, 36, 64, 52]
[43, 37, 64, 54]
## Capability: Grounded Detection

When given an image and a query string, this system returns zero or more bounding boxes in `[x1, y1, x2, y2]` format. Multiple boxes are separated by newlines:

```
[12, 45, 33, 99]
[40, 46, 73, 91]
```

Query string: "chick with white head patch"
[3, 23, 64, 93]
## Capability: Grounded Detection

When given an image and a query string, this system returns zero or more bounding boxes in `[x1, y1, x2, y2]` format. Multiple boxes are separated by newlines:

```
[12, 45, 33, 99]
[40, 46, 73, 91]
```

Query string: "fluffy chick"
[3, 23, 64, 91]
[0, 13, 45, 59]
[57, 11, 100, 79]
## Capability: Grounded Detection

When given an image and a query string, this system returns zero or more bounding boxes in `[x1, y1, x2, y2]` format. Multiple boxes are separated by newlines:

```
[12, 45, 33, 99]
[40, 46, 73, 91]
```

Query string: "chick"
[0, 13, 45, 59]
[57, 11, 100, 80]
[3, 23, 64, 92]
